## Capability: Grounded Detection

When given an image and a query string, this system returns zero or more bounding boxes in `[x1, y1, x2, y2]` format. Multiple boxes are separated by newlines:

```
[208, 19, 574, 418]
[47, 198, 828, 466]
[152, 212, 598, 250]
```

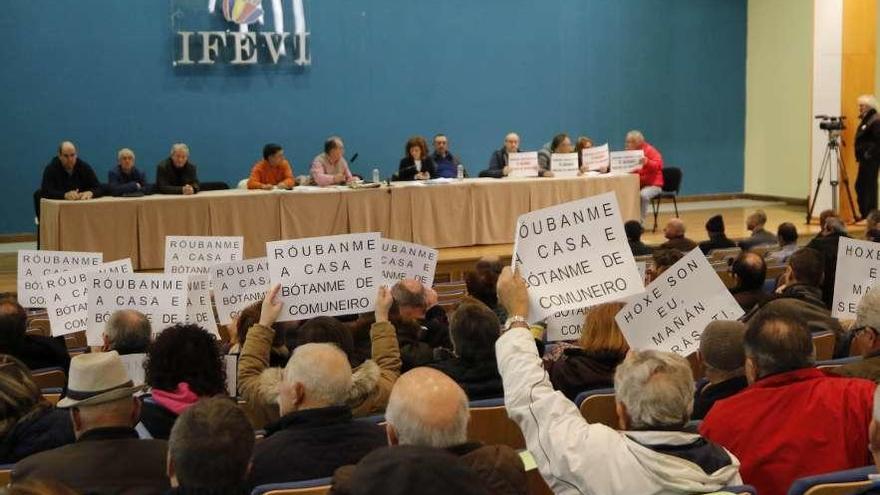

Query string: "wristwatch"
[503, 315, 530, 333]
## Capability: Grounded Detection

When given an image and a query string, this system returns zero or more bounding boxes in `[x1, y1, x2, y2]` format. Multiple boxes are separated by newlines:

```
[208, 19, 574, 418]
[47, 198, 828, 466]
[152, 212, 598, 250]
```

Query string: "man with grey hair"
[248, 318, 385, 488]
[659, 218, 697, 252]
[101, 309, 151, 355]
[692, 321, 748, 419]
[624, 130, 664, 221]
[107, 148, 151, 196]
[480, 132, 521, 178]
[310, 136, 353, 186]
[156, 143, 200, 195]
[833, 289, 880, 382]
[739, 210, 777, 250]
[40, 140, 102, 201]
[494, 267, 742, 494]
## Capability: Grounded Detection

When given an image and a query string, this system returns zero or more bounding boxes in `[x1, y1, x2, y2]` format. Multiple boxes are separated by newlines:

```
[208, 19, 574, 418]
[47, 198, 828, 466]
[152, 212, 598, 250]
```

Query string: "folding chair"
[650, 167, 682, 232]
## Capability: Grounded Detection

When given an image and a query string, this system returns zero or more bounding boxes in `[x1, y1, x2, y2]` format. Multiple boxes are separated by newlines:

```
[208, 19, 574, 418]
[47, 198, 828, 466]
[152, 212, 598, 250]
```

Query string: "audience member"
[391, 279, 450, 366]
[0, 355, 74, 463]
[107, 148, 150, 196]
[575, 135, 594, 170]
[766, 222, 799, 264]
[167, 397, 254, 495]
[431, 134, 463, 179]
[659, 218, 697, 252]
[806, 216, 849, 306]
[625, 130, 664, 221]
[40, 141, 101, 201]
[480, 133, 520, 178]
[229, 300, 290, 367]
[398, 136, 436, 181]
[772, 248, 827, 308]
[698, 215, 736, 254]
[494, 267, 742, 494]
[738, 210, 777, 250]
[247, 143, 295, 190]
[140, 324, 227, 439]
[692, 321, 747, 420]
[101, 309, 151, 355]
[0, 298, 69, 372]
[700, 311, 875, 495]
[624, 220, 652, 256]
[834, 289, 880, 381]
[729, 252, 769, 312]
[12, 352, 168, 494]
[156, 143, 200, 195]
[807, 209, 839, 244]
[465, 258, 506, 323]
[648, 248, 684, 282]
[866, 209, 880, 242]
[536, 133, 574, 178]
[549, 302, 628, 401]
[310, 136, 353, 186]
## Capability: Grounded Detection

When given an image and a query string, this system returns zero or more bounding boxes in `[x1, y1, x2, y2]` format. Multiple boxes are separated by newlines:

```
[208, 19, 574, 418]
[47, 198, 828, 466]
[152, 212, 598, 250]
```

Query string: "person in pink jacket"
[625, 130, 664, 221]
[310, 136, 354, 186]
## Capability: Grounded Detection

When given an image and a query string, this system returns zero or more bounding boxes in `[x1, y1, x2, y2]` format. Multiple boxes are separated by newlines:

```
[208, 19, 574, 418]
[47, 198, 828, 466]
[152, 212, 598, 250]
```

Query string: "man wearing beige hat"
[13, 351, 169, 494]
[833, 289, 880, 382]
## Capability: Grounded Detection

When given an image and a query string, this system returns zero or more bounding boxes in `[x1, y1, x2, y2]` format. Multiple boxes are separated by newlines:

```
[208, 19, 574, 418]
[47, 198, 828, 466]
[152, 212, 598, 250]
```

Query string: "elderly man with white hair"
[107, 148, 150, 196]
[155, 143, 200, 195]
[625, 130, 665, 221]
[494, 267, 742, 494]
[856, 94, 880, 219]
[833, 289, 880, 382]
[480, 132, 522, 178]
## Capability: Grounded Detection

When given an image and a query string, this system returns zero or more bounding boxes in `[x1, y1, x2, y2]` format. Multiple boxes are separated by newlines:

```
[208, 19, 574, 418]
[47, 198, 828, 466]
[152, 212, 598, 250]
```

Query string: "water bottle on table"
[457, 164, 464, 180]
[372, 168, 380, 183]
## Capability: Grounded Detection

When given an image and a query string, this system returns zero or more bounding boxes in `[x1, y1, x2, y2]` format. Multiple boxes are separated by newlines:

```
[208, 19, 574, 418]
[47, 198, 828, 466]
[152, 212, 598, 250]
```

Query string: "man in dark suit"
[479, 133, 521, 178]
[0, 297, 69, 372]
[699, 215, 737, 255]
[738, 210, 777, 250]
[659, 218, 697, 252]
[13, 351, 168, 494]
[40, 141, 102, 201]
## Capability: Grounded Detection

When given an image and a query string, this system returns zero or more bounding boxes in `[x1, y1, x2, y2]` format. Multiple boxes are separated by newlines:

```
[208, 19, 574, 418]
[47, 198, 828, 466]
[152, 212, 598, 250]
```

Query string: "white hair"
[626, 130, 645, 143]
[859, 95, 879, 111]
[282, 343, 352, 406]
[117, 148, 135, 160]
[385, 379, 469, 448]
[614, 350, 694, 429]
[170, 143, 190, 156]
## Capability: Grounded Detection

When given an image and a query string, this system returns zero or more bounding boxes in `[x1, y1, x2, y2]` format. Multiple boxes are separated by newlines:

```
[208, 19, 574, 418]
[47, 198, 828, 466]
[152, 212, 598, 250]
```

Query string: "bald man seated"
[41, 141, 102, 200]
[659, 218, 697, 252]
[479, 133, 522, 178]
[330, 368, 527, 495]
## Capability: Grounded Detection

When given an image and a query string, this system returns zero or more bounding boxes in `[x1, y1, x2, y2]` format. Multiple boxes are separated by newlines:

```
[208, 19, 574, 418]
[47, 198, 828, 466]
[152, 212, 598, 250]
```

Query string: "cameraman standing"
[855, 94, 880, 219]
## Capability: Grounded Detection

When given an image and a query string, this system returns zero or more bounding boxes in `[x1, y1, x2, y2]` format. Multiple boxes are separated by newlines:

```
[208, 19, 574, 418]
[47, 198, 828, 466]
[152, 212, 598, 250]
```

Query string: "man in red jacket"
[625, 130, 664, 221]
[700, 310, 876, 495]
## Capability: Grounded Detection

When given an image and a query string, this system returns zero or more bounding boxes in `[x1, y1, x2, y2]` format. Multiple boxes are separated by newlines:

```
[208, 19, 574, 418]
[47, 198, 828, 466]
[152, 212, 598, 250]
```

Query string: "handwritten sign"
[43, 259, 133, 337]
[211, 257, 270, 325]
[582, 144, 610, 172]
[508, 152, 540, 178]
[17, 250, 103, 308]
[267, 233, 380, 321]
[609, 150, 645, 173]
[513, 192, 644, 321]
[545, 307, 589, 342]
[550, 153, 579, 178]
[185, 275, 219, 336]
[165, 236, 244, 276]
[380, 239, 438, 287]
[86, 273, 187, 346]
[832, 237, 880, 318]
[615, 249, 744, 356]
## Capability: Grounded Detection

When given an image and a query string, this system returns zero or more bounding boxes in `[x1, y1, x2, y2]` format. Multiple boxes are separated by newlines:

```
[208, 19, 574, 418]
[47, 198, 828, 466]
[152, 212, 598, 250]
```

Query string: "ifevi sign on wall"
[174, 0, 311, 66]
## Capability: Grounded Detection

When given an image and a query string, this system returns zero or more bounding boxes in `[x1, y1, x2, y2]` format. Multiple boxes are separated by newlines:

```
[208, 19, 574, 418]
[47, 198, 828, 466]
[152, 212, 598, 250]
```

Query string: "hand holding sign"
[375, 286, 393, 323]
[497, 267, 530, 320]
[259, 283, 283, 328]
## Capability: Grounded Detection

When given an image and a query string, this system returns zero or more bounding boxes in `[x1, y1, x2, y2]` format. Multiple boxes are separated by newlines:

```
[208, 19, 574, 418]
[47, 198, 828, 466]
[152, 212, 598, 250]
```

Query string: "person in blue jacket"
[107, 148, 151, 196]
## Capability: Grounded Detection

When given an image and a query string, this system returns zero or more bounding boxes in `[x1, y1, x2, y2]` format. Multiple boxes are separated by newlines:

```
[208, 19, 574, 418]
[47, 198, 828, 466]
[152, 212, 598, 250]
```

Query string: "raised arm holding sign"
[380, 239, 438, 287]
[211, 257, 270, 325]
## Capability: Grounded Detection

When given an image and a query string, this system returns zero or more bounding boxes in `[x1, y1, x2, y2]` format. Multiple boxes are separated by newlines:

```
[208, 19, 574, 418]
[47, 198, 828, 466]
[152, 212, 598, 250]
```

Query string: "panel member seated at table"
[107, 148, 151, 196]
[247, 143, 295, 190]
[41, 140, 102, 200]
[625, 130, 664, 221]
[156, 143, 200, 195]
[479, 132, 521, 178]
[575, 135, 593, 171]
[310, 136, 353, 186]
[538, 133, 577, 178]
[431, 134, 463, 178]
[397, 136, 436, 181]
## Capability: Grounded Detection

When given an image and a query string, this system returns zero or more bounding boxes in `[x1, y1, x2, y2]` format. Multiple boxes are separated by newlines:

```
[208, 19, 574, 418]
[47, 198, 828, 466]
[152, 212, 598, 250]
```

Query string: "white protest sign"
[164, 236, 244, 276]
[17, 250, 103, 308]
[86, 273, 187, 346]
[545, 307, 589, 342]
[582, 144, 610, 172]
[615, 249, 744, 356]
[210, 257, 271, 325]
[508, 152, 540, 178]
[832, 237, 880, 318]
[513, 192, 644, 321]
[551, 153, 580, 178]
[637, 261, 647, 283]
[43, 259, 133, 337]
[225, 354, 238, 397]
[185, 275, 219, 336]
[267, 232, 380, 321]
[380, 239, 438, 287]
[120, 353, 147, 386]
[609, 150, 645, 173]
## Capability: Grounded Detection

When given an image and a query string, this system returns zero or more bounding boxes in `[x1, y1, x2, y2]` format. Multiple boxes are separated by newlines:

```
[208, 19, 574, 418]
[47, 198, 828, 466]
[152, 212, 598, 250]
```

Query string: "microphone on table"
[349, 153, 359, 164]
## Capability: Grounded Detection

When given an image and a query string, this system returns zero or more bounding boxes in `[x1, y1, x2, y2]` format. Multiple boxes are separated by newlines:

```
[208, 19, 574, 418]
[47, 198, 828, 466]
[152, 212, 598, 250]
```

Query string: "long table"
[39, 174, 640, 270]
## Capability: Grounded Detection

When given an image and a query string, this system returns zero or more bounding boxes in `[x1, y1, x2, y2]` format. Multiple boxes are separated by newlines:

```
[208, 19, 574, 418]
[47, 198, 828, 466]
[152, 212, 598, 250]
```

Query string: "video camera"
[815, 115, 846, 131]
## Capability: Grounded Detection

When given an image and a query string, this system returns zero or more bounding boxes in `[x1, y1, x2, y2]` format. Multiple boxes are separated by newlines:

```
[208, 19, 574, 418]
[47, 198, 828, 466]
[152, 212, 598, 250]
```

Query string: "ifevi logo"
[175, 0, 310, 66]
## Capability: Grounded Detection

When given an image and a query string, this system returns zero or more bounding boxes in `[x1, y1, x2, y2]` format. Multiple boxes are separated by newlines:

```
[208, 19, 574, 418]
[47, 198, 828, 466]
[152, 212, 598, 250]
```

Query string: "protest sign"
[832, 237, 880, 318]
[185, 275, 219, 336]
[268, 233, 380, 321]
[582, 144, 610, 172]
[609, 150, 644, 173]
[17, 250, 103, 307]
[513, 192, 644, 321]
[86, 273, 187, 346]
[43, 258, 133, 337]
[165, 236, 244, 275]
[545, 307, 590, 342]
[211, 257, 270, 325]
[508, 152, 540, 178]
[615, 249, 744, 356]
[380, 239, 438, 287]
[550, 153, 580, 178]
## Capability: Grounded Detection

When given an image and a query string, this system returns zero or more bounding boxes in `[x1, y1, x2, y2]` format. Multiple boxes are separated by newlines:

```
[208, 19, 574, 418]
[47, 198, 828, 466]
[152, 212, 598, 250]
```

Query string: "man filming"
[856, 95, 880, 220]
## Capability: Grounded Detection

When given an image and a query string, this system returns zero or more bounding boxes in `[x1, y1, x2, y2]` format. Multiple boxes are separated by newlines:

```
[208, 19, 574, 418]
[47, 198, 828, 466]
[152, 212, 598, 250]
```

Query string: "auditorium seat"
[816, 356, 862, 373]
[43, 391, 62, 406]
[0, 464, 12, 486]
[31, 367, 66, 389]
[812, 332, 836, 362]
[650, 167, 683, 232]
[26, 318, 51, 337]
[467, 398, 526, 450]
[433, 281, 468, 313]
[708, 247, 742, 263]
[250, 477, 332, 495]
[787, 465, 877, 495]
[574, 388, 618, 429]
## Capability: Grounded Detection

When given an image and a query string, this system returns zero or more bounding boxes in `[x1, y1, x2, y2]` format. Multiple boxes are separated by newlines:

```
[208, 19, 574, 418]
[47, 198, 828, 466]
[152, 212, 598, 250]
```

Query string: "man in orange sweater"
[247, 143, 295, 190]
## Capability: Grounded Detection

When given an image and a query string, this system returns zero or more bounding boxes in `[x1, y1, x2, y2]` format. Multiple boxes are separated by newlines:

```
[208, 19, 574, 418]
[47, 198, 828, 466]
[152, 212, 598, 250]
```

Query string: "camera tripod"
[806, 131, 858, 224]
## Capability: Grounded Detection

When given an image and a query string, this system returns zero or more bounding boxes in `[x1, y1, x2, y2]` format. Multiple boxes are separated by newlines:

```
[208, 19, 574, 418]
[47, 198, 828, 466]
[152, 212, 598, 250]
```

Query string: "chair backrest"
[661, 167, 682, 193]
[575, 388, 619, 429]
[0, 464, 12, 486]
[708, 247, 742, 263]
[433, 281, 468, 313]
[31, 367, 67, 389]
[251, 478, 333, 495]
[43, 392, 62, 406]
[26, 318, 51, 337]
[468, 398, 526, 450]
[788, 465, 877, 495]
[812, 332, 836, 361]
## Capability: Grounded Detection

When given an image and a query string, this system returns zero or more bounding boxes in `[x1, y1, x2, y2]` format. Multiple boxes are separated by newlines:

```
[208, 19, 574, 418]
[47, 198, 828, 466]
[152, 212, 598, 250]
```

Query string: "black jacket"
[628, 240, 653, 256]
[139, 397, 178, 440]
[155, 158, 200, 194]
[856, 108, 880, 164]
[698, 234, 737, 255]
[549, 348, 623, 401]
[806, 232, 847, 307]
[480, 148, 518, 178]
[249, 406, 385, 488]
[40, 157, 102, 199]
[692, 375, 748, 420]
[3, 334, 71, 373]
[428, 357, 503, 400]
[0, 407, 75, 463]
[397, 156, 437, 181]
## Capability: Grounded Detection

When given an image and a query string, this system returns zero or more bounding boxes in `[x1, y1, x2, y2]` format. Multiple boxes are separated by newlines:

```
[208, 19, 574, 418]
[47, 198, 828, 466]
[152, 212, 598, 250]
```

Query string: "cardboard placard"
[43, 259, 133, 337]
[508, 152, 540, 178]
[609, 150, 644, 173]
[165, 236, 244, 275]
[380, 239, 438, 287]
[545, 307, 590, 342]
[550, 153, 580, 178]
[582, 144, 610, 172]
[210, 257, 271, 325]
[832, 237, 880, 318]
[17, 250, 103, 308]
[185, 275, 219, 336]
